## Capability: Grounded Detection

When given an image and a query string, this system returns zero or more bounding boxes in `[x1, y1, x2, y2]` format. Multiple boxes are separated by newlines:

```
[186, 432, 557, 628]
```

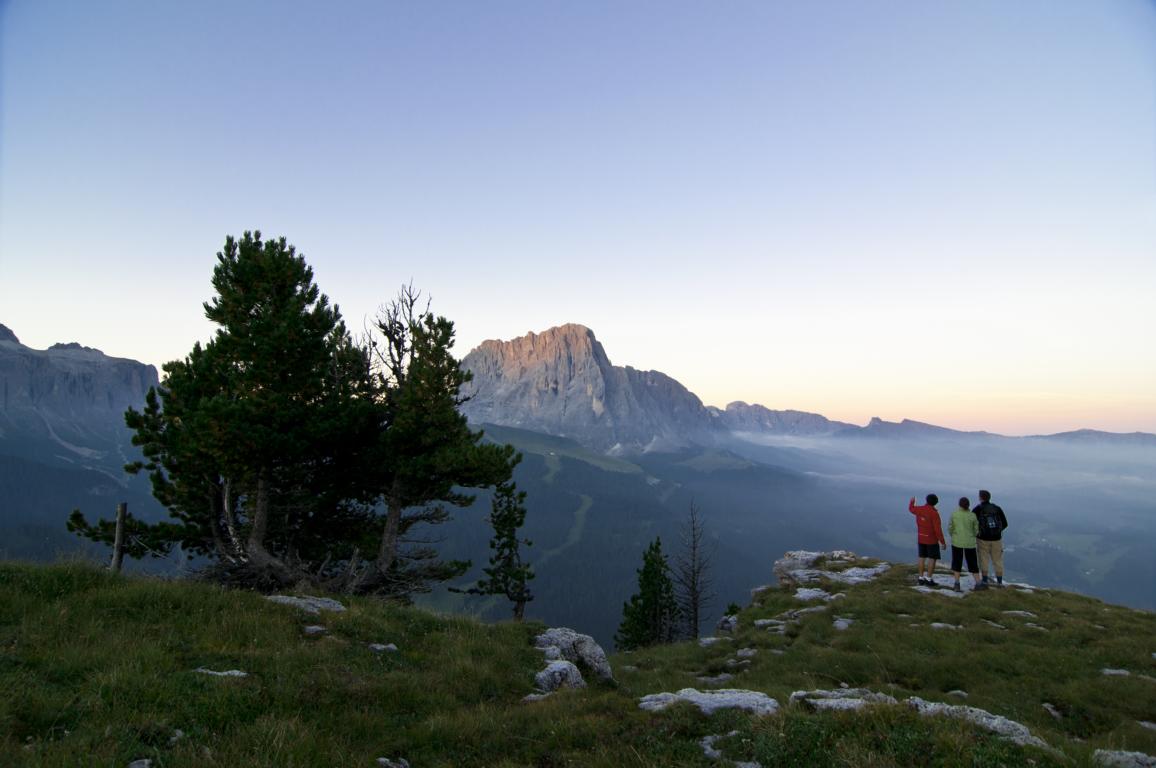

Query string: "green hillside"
[2, 559, 1153, 767]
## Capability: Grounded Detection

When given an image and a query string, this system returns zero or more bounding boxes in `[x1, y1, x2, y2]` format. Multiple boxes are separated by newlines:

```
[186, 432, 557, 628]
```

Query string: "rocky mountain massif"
[459, 324, 851, 453]
[0, 324, 161, 559]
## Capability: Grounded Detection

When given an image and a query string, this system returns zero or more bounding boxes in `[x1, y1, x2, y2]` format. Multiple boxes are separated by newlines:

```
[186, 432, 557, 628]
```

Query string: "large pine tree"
[615, 537, 680, 650]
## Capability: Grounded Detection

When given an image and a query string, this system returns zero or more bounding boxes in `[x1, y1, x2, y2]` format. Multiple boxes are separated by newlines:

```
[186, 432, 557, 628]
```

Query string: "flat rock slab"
[833, 617, 854, 631]
[907, 696, 1052, 751]
[930, 623, 963, 630]
[1102, 668, 1131, 677]
[696, 673, 735, 686]
[195, 667, 248, 678]
[790, 688, 897, 712]
[982, 620, 1007, 630]
[368, 643, 398, 653]
[266, 595, 347, 614]
[1002, 610, 1037, 618]
[736, 648, 758, 659]
[377, 759, 411, 768]
[795, 587, 835, 601]
[699, 637, 732, 647]
[303, 625, 326, 635]
[1093, 750, 1156, 767]
[911, 585, 967, 599]
[639, 688, 780, 716]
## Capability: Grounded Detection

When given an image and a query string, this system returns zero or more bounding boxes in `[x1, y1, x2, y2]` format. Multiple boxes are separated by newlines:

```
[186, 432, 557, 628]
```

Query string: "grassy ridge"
[1, 561, 1153, 766]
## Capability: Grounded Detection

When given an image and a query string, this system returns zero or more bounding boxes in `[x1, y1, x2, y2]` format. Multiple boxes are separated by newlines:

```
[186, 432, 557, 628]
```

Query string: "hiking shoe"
[952, 582, 961, 592]
[974, 582, 988, 591]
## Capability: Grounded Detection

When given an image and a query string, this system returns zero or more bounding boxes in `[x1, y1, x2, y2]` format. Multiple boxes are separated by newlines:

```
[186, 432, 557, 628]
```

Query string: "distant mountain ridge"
[460, 324, 1155, 452]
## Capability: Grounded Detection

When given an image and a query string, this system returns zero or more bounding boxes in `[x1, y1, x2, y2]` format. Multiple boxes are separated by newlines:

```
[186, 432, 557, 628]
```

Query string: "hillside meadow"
[1, 558, 1153, 767]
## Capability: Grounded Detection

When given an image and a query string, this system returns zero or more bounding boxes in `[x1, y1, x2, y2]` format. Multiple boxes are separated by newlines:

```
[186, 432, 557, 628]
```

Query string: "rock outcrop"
[534, 627, 614, 682]
[638, 688, 780, 716]
[460, 324, 715, 452]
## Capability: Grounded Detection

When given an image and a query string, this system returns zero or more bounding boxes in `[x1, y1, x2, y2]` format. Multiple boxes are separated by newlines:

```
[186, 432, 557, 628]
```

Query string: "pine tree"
[673, 501, 716, 640]
[615, 537, 680, 650]
[464, 475, 534, 620]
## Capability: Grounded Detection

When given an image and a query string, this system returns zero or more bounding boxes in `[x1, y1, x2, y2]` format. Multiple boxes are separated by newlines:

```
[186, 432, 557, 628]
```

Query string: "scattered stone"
[1002, 610, 1036, 618]
[1102, 668, 1131, 677]
[790, 688, 897, 711]
[303, 625, 326, 635]
[1139, 721, 1156, 732]
[376, 758, 411, 768]
[1093, 749, 1156, 767]
[1024, 623, 1048, 631]
[753, 619, 786, 634]
[912, 581, 967, 599]
[265, 595, 346, 614]
[907, 697, 1052, 751]
[621, 665, 638, 673]
[930, 623, 962, 631]
[773, 550, 889, 587]
[541, 645, 562, 661]
[534, 660, 586, 692]
[639, 688, 780, 716]
[770, 649, 785, 655]
[194, 668, 248, 678]
[522, 692, 552, 703]
[982, 620, 1007, 630]
[795, 587, 834, 602]
[897, 613, 912, 618]
[535, 627, 614, 681]
[717, 614, 739, 633]
[1094, 624, 1107, 630]
[832, 617, 854, 631]
[168, 729, 185, 747]
[127, 760, 153, 768]
[1042, 703, 1063, 721]
[750, 584, 773, 598]
[725, 659, 752, 669]
[736, 648, 757, 659]
[947, 690, 968, 699]
[793, 605, 830, 616]
[699, 637, 732, 647]
[700, 732, 730, 760]
[697, 672, 735, 686]
[368, 643, 398, 653]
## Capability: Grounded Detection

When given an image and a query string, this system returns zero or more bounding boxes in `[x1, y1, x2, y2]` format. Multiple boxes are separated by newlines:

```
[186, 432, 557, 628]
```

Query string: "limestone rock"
[1093, 750, 1156, 767]
[534, 660, 586, 692]
[1042, 703, 1062, 720]
[736, 648, 757, 659]
[947, 690, 968, 699]
[794, 587, 833, 602]
[716, 614, 738, 633]
[127, 760, 153, 768]
[368, 643, 398, 653]
[930, 623, 962, 630]
[535, 627, 614, 682]
[1102, 668, 1131, 677]
[790, 688, 897, 711]
[639, 688, 779, 716]
[195, 668, 248, 678]
[699, 636, 732, 647]
[303, 625, 326, 635]
[266, 595, 346, 615]
[1001, 610, 1036, 618]
[907, 696, 1052, 751]
[377, 758, 411, 768]
[696, 672, 735, 686]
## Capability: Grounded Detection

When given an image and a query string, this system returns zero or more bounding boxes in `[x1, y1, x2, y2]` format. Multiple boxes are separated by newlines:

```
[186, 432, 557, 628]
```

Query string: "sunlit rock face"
[459, 324, 714, 453]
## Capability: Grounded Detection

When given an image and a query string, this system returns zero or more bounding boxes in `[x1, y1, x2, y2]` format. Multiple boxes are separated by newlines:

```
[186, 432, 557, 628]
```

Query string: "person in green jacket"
[948, 497, 985, 592]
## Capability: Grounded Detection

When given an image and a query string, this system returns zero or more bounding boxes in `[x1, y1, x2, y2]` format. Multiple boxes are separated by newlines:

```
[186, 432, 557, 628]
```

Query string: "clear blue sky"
[2, 1, 1154, 434]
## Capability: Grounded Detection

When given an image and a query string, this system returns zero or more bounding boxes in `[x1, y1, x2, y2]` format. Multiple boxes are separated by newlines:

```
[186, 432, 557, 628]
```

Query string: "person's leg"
[917, 555, 926, 580]
[992, 540, 1004, 585]
[976, 539, 992, 582]
[927, 558, 938, 585]
[965, 547, 981, 588]
[950, 546, 963, 590]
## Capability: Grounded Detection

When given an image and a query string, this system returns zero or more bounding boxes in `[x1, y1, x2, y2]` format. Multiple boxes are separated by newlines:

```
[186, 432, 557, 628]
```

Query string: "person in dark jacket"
[973, 489, 1008, 587]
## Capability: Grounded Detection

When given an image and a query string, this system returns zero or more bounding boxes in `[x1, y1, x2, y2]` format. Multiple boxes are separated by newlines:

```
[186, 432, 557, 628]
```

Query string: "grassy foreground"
[1, 560, 1153, 767]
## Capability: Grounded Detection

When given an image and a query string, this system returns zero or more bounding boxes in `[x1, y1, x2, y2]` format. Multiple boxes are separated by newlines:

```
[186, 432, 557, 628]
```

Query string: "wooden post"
[110, 502, 127, 573]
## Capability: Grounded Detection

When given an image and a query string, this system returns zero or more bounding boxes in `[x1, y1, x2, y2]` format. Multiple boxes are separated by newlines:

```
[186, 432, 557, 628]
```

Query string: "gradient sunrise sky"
[2, 1, 1154, 435]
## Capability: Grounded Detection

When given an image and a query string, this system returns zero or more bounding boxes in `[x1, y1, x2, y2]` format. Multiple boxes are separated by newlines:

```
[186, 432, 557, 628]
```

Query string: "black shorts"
[918, 543, 941, 560]
[951, 546, 978, 573]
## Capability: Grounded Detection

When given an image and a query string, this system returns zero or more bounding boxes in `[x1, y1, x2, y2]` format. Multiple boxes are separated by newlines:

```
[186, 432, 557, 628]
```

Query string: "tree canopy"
[615, 537, 680, 650]
[69, 232, 520, 596]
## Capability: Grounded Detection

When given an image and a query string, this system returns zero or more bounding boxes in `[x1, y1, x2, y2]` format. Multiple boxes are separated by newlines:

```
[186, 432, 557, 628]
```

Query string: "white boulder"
[639, 688, 779, 716]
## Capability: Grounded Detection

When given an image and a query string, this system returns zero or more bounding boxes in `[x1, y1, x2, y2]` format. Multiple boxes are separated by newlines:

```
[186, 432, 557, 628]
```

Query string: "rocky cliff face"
[713, 401, 853, 436]
[460, 324, 716, 452]
[459, 325, 846, 453]
[0, 323, 159, 469]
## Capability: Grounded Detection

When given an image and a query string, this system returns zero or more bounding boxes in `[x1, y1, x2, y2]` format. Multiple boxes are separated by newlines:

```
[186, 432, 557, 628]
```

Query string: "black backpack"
[977, 504, 1004, 535]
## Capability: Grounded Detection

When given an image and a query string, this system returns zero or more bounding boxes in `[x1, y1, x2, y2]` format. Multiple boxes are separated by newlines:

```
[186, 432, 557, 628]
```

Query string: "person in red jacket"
[909, 494, 946, 587]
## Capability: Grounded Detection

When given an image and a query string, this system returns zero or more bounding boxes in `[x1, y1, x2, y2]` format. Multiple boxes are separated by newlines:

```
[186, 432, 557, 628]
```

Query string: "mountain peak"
[0, 323, 19, 344]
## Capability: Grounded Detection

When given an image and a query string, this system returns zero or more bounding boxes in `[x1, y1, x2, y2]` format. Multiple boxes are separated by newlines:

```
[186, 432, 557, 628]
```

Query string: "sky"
[2, 1, 1154, 436]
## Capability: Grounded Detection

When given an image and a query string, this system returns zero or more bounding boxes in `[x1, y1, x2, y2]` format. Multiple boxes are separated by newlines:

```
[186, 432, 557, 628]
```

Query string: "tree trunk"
[109, 502, 127, 573]
[513, 599, 525, 622]
[374, 482, 404, 576]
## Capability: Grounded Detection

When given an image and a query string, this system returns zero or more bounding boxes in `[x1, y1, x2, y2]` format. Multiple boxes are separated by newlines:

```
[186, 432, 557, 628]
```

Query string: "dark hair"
[978, 490, 991, 502]
[926, 494, 939, 506]
[959, 497, 970, 510]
